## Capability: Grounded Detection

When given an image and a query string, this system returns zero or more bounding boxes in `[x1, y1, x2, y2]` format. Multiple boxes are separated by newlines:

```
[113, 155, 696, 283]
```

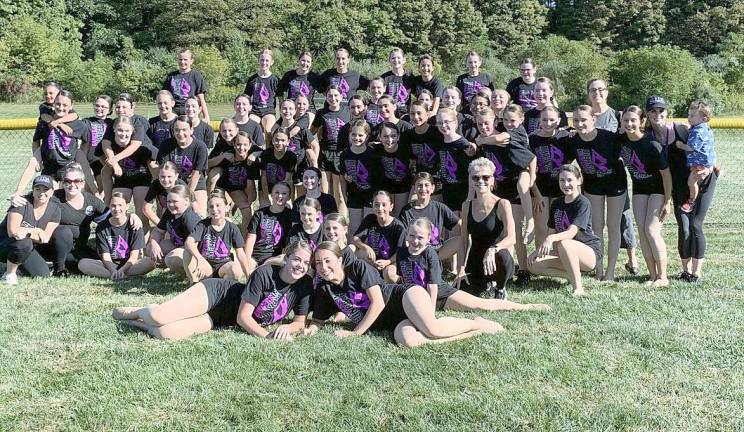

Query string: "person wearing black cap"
[1, 175, 61, 284]
[645, 96, 717, 283]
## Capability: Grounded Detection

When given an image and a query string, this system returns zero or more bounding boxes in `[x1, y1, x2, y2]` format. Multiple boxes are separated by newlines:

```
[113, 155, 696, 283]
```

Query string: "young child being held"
[680, 100, 717, 213]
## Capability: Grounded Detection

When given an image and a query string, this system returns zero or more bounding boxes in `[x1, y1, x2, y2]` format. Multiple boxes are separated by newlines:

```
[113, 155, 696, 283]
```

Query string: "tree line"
[1, 0, 743, 114]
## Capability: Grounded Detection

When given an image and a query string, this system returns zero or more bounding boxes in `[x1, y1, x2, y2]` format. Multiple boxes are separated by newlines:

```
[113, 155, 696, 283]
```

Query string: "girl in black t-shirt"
[156, 116, 210, 216]
[1, 176, 60, 283]
[207, 118, 239, 192]
[456, 51, 494, 112]
[163, 49, 210, 121]
[81, 95, 113, 185]
[147, 90, 178, 151]
[278, 51, 321, 122]
[259, 128, 297, 200]
[365, 78, 385, 126]
[389, 218, 549, 312]
[618, 107, 672, 287]
[184, 189, 250, 282]
[506, 58, 538, 112]
[319, 47, 370, 106]
[375, 123, 413, 216]
[529, 106, 569, 246]
[232, 94, 266, 148]
[373, 95, 413, 138]
[184, 97, 214, 148]
[273, 99, 319, 177]
[244, 182, 293, 272]
[308, 241, 502, 347]
[401, 101, 441, 178]
[147, 185, 201, 274]
[264, 198, 324, 267]
[113, 240, 314, 341]
[217, 132, 261, 233]
[352, 191, 406, 278]
[292, 167, 338, 223]
[340, 120, 380, 236]
[245, 49, 279, 144]
[141, 161, 184, 227]
[528, 164, 603, 296]
[523, 77, 568, 135]
[412, 54, 443, 114]
[78, 192, 154, 279]
[382, 48, 414, 118]
[311, 86, 350, 200]
[435, 108, 477, 213]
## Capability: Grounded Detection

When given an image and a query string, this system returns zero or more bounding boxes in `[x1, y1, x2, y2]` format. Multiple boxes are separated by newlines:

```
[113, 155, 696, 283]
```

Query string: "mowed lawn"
[0, 110, 743, 430]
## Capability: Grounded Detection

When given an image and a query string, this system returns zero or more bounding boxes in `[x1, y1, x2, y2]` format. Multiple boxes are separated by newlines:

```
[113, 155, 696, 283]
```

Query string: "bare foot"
[474, 317, 504, 334]
[112, 306, 141, 320]
[652, 278, 669, 287]
[572, 287, 586, 297]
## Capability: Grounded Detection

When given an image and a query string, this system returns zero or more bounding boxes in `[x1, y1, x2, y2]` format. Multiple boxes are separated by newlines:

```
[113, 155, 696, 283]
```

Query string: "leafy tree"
[473, 0, 548, 60]
[429, 0, 488, 70]
[665, 1, 744, 56]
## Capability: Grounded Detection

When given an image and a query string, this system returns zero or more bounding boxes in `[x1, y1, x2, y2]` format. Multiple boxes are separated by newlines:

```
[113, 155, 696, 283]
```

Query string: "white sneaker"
[2, 272, 18, 285]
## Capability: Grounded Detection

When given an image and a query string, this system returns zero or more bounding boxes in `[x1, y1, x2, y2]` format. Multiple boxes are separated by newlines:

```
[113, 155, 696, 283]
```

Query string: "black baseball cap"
[32, 175, 54, 190]
[645, 96, 667, 111]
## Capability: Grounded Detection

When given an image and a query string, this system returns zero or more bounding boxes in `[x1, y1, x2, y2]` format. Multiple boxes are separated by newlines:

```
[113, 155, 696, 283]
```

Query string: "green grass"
[0, 229, 742, 431]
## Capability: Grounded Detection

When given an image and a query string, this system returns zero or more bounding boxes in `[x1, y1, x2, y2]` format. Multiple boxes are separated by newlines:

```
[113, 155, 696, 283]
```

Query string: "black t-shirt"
[189, 218, 244, 266]
[291, 193, 337, 224]
[340, 146, 381, 207]
[371, 119, 413, 140]
[38, 119, 87, 173]
[287, 223, 324, 251]
[565, 129, 627, 195]
[437, 136, 472, 186]
[95, 218, 145, 263]
[548, 195, 602, 258]
[81, 117, 112, 163]
[618, 134, 668, 195]
[396, 245, 442, 286]
[102, 114, 151, 148]
[530, 131, 570, 198]
[156, 207, 201, 247]
[374, 143, 413, 192]
[381, 71, 415, 113]
[411, 76, 444, 99]
[337, 119, 373, 151]
[247, 206, 293, 261]
[401, 126, 441, 175]
[0, 200, 61, 239]
[312, 107, 351, 152]
[456, 72, 494, 103]
[217, 150, 263, 188]
[313, 260, 389, 323]
[278, 70, 323, 111]
[479, 130, 535, 182]
[144, 178, 188, 206]
[163, 70, 207, 109]
[241, 265, 313, 326]
[399, 201, 459, 248]
[193, 121, 215, 149]
[320, 69, 369, 105]
[244, 74, 279, 115]
[111, 140, 156, 178]
[258, 150, 297, 188]
[147, 116, 176, 150]
[236, 119, 266, 148]
[271, 124, 315, 160]
[156, 138, 209, 182]
[506, 78, 537, 111]
[354, 214, 406, 260]
[524, 107, 568, 135]
[365, 103, 383, 127]
[52, 189, 108, 228]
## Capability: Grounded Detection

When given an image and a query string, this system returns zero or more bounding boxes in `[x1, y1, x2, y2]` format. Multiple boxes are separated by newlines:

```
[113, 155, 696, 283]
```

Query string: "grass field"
[0, 109, 743, 430]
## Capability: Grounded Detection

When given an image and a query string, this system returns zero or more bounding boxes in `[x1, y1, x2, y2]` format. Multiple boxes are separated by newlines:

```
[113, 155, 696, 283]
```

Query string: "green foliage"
[59, 56, 117, 101]
[609, 45, 723, 115]
[429, 0, 488, 70]
[664, 1, 744, 57]
[115, 47, 172, 102]
[521, 36, 609, 109]
[481, 54, 516, 89]
[474, 0, 548, 59]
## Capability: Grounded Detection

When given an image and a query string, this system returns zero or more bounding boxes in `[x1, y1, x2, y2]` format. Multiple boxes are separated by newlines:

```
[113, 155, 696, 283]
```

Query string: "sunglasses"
[63, 178, 85, 185]
[471, 175, 492, 182]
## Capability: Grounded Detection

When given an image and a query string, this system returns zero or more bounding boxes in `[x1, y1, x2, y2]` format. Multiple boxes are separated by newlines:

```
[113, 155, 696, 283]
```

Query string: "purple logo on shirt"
[550, 145, 564, 168]
[228, 166, 248, 186]
[172, 78, 191, 98]
[398, 84, 409, 104]
[430, 225, 440, 246]
[48, 129, 72, 154]
[120, 157, 136, 171]
[556, 211, 571, 232]
[347, 290, 370, 309]
[258, 83, 270, 106]
[254, 291, 289, 325]
[167, 223, 184, 247]
[181, 155, 193, 175]
[272, 222, 283, 246]
[365, 109, 382, 125]
[631, 150, 646, 174]
[378, 235, 391, 259]
[591, 150, 608, 172]
[299, 80, 310, 97]
[114, 235, 129, 259]
[412, 261, 426, 286]
[338, 77, 350, 99]
[289, 137, 299, 153]
[214, 236, 229, 259]
[356, 162, 369, 187]
[91, 122, 106, 148]
[465, 80, 482, 101]
[491, 155, 505, 181]
[444, 152, 457, 181]
[423, 144, 436, 166]
[393, 159, 407, 179]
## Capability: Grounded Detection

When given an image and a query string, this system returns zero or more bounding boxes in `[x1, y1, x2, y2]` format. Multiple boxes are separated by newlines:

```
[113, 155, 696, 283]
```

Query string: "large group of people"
[0, 47, 720, 346]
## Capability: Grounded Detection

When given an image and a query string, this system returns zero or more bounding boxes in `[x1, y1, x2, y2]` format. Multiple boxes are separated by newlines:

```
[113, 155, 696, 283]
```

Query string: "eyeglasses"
[437, 119, 456, 126]
[63, 178, 84, 186]
[589, 88, 607, 94]
[471, 175, 492, 182]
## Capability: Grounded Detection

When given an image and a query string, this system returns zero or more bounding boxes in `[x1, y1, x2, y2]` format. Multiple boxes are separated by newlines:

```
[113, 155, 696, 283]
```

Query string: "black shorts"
[346, 189, 373, 210]
[113, 174, 151, 189]
[251, 108, 276, 118]
[90, 160, 103, 177]
[203, 278, 245, 327]
[495, 177, 520, 204]
[319, 150, 342, 175]
[41, 164, 67, 182]
[584, 177, 627, 198]
[535, 175, 563, 199]
[208, 259, 232, 278]
[385, 181, 411, 195]
[217, 175, 254, 193]
[631, 181, 664, 196]
[370, 283, 412, 331]
[434, 282, 458, 311]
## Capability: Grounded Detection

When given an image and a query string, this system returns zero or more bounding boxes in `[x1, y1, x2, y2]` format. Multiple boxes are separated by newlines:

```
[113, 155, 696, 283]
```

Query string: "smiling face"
[646, 107, 668, 129]
[258, 53, 273, 73]
[469, 164, 494, 194]
[178, 52, 193, 72]
[285, 248, 312, 280]
[62, 171, 85, 198]
[166, 192, 189, 215]
[326, 89, 341, 110]
[559, 169, 581, 197]
[572, 110, 595, 135]
[302, 169, 319, 191]
[349, 98, 366, 119]
[442, 89, 461, 110]
[298, 53, 312, 74]
[110, 196, 128, 219]
[173, 120, 193, 144]
[234, 96, 251, 117]
[314, 248, 343, 282]
[369, 80, 385, 99]
[502, 111, 522, 131]
[44, 85, 59, 105]
[93, 98, 111, 119]
[539, 109, 560, 133]
[414, 178, 433, 201]
[587, 80, 608, 105]
[233, 136, 251, 158]
[158, 168, 178, 189]
[436, 112, 456, 135]
[219, 122, 238, 142]
[157, 94, 175, 116]
[389, 50, 405, 71]
[295, 96, 309, 116]
[271, 184, 290, 206]
[323, 219, 347, 244]
[114, 122, 134, 147]
[115, 100, 134, 117]
[408, 104, 429, 126]
[407, 224, 430, 253]
[208, 196, 227, 220]
[334, 50, 349, 72]
[378, 98, 395, 120]
[272, 132, 289, 153]
[280, 100, 296, 121]
[418, 58, 434, 79]
[621, 110, 643, 134]
[349, 126, 367, 147]
[53, 95, 72, 117]
[33, 184, 53, 204]
[372, 194, 393, 220]
[471, 95, 489, 114]
[535, 82, 553, 106]
[476, 114, 495, 136]
[299, 205, 320, 227]
[184, 98, 200, 119]
[380, 127, 399, 150]
[520, 62, 536, 83]
[491, 90, 509, 112]
[466, 54, 481, 74]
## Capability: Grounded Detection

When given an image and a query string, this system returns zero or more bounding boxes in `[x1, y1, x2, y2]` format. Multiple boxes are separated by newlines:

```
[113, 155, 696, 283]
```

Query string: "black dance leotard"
[465, 199, 503, 278]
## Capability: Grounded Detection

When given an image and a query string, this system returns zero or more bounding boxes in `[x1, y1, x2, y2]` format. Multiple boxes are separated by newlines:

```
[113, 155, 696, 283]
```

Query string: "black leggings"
[51, 225, 97, 273]
[674, 172, 717, 259]
[463, 248, 515, 295]
[0, 237, 51, 277]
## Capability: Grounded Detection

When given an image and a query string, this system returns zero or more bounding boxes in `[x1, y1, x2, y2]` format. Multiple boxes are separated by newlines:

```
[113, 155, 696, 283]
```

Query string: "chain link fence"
[1, 120, 741, 228]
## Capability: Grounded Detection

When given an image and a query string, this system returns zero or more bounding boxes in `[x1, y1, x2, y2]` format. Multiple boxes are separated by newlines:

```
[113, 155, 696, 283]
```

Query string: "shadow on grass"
[509, 276, 566, 293]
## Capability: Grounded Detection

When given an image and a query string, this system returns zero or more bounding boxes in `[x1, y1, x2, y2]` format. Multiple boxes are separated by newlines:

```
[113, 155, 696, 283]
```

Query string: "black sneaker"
[494, 287, 508, 300]
[514, 270, 531, 286]
[481, 281, 498, 298]
[53, 269, 70, 278]
[679, 271, 691, 281]
[687, 274, 700, 283]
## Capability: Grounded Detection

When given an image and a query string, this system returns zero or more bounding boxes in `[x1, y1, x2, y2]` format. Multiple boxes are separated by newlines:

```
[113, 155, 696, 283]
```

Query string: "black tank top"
[467, 198, 504, 255]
